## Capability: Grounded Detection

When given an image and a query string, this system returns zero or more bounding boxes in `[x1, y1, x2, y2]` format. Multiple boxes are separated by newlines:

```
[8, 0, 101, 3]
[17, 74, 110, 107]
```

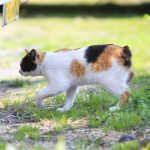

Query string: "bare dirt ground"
[0, 110, 149, 150]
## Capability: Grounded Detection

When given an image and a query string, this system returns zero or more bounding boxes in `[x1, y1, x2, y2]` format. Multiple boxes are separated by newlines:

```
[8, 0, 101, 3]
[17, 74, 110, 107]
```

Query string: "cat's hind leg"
[56, 86, 78, 112]
[109, 90, 130, 112]
[108, 71, 133, 111]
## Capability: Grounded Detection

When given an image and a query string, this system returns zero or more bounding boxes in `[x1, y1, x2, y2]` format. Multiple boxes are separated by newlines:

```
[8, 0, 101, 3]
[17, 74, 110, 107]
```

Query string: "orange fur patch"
[33, 52, 46, 64]
[119, 91, 130, 106]
[91, 45, 124, 72]
[38, 52, 46, 64]
[70, 60, 85, 77]
[55, 48, 72, 52]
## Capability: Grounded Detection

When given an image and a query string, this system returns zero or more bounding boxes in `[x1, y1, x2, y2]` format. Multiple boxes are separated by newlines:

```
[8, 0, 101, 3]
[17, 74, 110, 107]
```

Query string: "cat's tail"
[122, 46, 132, 68]
[121, 46, 134, 82]
[127, 70, 134, 82]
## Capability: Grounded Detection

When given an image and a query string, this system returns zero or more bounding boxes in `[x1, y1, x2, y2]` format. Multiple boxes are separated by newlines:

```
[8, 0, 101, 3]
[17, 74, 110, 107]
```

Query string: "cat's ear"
[30, 49, 37, 58]
[37, 53, 40, 59]
[25, 49, 29, 54]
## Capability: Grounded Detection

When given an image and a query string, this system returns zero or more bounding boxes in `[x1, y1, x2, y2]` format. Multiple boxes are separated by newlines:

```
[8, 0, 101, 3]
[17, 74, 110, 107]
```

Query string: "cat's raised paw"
[56, 107, 66, 113]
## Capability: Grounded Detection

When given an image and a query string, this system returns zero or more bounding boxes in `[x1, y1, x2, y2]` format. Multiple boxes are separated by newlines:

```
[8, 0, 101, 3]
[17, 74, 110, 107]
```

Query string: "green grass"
[0, 79, 31, 87]
[107, 112, 141, 131]
[111, 140, 140, 150]
[0, 140, 6, 150]
[0, 13, 150, 74]
[1, 75, 149, 133]
[16, 125, 40, 141]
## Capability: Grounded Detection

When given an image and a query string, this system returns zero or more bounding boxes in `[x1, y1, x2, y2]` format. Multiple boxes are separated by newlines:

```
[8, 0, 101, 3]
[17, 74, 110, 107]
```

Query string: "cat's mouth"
[19, 69, 27, 76]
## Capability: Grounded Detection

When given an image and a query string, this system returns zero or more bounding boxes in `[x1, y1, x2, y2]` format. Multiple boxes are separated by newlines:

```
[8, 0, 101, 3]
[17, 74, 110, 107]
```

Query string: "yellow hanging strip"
[2, 0, 20, 27]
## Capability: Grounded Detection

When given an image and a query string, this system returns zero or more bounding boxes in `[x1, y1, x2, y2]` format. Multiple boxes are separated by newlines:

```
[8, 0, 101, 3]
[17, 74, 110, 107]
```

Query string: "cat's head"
[19, 49, 41, 76]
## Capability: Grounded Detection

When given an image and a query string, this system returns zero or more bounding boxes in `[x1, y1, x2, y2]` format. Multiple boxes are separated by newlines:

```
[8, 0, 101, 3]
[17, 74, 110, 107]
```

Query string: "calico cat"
[19, 44, 134, 112]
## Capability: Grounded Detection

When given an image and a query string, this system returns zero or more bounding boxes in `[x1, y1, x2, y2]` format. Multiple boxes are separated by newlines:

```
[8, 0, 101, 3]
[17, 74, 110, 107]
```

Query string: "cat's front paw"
[109, 104, 120, 112]
[56, 107, 70, 113]
[56, 108, 65, 112]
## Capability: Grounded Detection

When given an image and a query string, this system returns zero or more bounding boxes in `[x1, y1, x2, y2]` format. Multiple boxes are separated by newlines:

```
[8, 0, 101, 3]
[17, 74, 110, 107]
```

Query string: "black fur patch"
[20, 50, 37, 72]
[85, 45, 109, 63]
[122, 46, 132, 67]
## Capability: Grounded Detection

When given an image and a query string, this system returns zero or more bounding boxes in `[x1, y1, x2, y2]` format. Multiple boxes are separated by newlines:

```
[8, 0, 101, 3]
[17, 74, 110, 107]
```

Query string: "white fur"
[20, 47, 131, 112]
